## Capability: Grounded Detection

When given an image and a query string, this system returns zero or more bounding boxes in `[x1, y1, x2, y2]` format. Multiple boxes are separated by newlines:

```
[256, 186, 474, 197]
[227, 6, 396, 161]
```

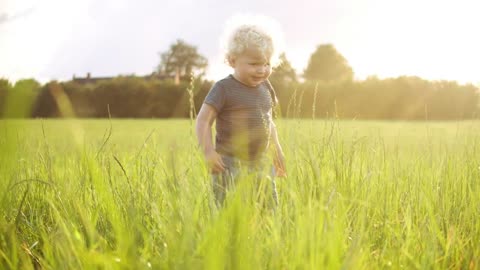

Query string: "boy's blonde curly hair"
[221, 14, 285, 67]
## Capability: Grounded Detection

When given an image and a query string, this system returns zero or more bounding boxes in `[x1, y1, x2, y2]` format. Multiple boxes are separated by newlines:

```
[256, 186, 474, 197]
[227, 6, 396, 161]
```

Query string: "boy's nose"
[257, 66, 269, 74]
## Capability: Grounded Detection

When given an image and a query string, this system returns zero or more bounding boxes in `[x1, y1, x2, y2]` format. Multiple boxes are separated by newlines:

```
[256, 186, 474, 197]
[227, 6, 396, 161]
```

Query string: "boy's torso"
[213, 75, 274, 161]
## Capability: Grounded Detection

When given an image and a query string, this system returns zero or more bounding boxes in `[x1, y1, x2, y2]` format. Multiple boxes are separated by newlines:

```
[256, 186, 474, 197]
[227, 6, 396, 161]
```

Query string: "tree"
[269, 53, 298, 116]
[304, 44, 353, 82]
[2, 79, 40, 117]
[157, 39, 208, 81]
[270, 53, 298, 84]
[0, 79, 12, 116]
[32, 81, 63, 117]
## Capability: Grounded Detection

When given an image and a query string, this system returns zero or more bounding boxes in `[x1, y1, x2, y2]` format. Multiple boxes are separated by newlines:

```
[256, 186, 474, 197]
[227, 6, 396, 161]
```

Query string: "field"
[1, 119, 479, 269]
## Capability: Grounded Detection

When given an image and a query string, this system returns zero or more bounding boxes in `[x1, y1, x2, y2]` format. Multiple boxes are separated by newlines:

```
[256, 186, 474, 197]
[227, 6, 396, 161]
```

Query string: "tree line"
[0, 41, 478, 120]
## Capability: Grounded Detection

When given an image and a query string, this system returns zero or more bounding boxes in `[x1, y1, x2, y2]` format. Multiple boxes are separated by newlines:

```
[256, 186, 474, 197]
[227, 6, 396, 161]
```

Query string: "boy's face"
[229, 47, 272, 87]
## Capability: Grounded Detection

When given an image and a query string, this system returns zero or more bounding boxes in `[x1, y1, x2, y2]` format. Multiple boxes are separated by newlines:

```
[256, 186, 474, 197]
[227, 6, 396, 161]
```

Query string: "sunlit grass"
[1, 119, 479, 269]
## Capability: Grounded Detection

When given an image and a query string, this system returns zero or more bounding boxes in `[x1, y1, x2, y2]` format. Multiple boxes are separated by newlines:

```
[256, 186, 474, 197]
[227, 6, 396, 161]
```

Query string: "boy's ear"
[227, 55, 236, 67]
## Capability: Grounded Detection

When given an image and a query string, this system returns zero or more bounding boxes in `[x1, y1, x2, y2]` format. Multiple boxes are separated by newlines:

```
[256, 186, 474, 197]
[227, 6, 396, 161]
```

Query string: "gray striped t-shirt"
[204, 75, 276, 161]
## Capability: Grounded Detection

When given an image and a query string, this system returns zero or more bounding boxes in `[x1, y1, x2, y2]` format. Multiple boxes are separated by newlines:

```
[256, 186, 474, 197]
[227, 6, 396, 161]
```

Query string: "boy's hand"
[273, 150, 287, 177]
[205, 150, 226, 174]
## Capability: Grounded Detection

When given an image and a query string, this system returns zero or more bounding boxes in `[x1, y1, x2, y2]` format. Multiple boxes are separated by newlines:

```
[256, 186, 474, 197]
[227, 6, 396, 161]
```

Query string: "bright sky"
[1, 0, 479, 84]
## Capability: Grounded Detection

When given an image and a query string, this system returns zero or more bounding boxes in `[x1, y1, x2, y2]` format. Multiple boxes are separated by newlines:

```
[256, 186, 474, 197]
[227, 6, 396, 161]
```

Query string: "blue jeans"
[212, 155, 279, 207]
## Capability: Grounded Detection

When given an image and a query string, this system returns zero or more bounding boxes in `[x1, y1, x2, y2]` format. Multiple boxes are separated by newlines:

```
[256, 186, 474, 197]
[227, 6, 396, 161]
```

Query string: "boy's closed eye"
[249, 62, 271, 67]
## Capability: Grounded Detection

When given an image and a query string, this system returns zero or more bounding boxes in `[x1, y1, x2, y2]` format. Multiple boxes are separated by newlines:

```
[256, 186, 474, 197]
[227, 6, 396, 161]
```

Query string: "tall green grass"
[1, 119, 479, 269]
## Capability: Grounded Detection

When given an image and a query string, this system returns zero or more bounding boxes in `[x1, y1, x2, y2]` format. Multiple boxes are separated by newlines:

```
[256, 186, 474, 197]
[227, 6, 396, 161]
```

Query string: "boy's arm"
[270, 120, 286, 177]
[195, 103, 225, 174]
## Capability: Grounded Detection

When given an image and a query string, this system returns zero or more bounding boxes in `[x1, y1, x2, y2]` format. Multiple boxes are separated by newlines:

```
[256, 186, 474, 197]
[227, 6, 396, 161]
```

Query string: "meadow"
[1, 119, 479, 269]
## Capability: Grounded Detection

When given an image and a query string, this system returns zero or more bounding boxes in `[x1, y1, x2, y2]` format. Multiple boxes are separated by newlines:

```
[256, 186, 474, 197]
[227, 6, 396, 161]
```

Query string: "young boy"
[196, 22, 286, 206]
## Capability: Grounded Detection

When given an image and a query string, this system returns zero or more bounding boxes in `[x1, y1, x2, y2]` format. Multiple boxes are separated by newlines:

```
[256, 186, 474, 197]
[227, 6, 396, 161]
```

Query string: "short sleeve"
[204, 83, 226, 112]
[264, 79, 278, 106]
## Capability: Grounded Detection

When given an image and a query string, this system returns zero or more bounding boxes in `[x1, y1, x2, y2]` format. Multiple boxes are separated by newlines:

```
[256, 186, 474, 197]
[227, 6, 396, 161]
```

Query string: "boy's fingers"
[275, 155, 286, 169]
[212, 164, 225, 174]
[215, 157, 225, 170]
[275, 167, 287, 177]
[218, 157, 226, 167]
[216, 161, 225, 172]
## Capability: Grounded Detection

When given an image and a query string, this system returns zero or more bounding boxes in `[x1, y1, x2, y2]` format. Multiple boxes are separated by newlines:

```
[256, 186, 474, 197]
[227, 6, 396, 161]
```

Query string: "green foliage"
[0, 79, 12, 114]
[270, 53, 298, 84]
[1, 119, 480, 269]
[273, 76, 480, 120]
[0, 73, 474, 121]
[158, 39, 208, 78]
[32, 81, 66, 118]
[1, 79, 41, 118]
[304, 44, 354, 82]
[31, 77, 214, 119]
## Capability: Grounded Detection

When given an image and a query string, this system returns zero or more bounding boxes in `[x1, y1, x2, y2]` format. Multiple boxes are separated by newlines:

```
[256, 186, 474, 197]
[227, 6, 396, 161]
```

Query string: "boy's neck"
[231, 73, 244, 84]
